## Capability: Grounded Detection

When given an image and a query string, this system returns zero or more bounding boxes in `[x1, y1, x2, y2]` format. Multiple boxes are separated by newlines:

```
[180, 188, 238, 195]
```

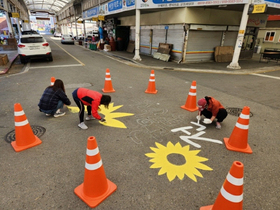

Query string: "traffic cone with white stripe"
[181, 80, 198, 112]
[102, 68, 115, 93]
[200, 161, 244, 210]
[224, 106, 252, 154]
[145, 70, 157, 94]
[51, 77, 55, 85]
[74, 136, 117, 208]
[11, 103, 42, 152]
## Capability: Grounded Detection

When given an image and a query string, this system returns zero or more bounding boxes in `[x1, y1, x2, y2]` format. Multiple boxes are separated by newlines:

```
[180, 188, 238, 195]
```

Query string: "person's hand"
[100, 118, 106, 122]
[203, 118, 212, 124]
[196, 115, 201, 121]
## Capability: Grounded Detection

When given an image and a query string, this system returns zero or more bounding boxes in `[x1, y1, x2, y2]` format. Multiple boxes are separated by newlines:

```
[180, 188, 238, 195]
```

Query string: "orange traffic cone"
[145, 70, 157, 94]
[102, 68, 115, 93]
[181, 81, 198, 112]
[224, 106, 252, 154]
[51, 77, 55, 85]
[11, 103, 42, 152]
[74, 136, 117, 208]
[200, 161, 244, 210]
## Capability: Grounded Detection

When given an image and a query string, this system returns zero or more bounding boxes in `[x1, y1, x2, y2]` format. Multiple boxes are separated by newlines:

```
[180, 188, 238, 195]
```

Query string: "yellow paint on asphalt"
[67, 103, 134, 129]
[50, 39, 85, 66]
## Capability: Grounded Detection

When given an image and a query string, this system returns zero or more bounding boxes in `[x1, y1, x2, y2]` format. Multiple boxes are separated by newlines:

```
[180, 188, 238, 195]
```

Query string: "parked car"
[21, 30, 39, 35]
[61, 34, 75, 45]
[54, 31, 62, 37]
[17, 34, 53, 64]
[74, 34, 84, 40]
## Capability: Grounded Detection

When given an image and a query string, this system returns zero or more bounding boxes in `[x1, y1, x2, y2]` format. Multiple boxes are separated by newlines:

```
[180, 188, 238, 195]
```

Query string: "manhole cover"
[4, 125, 46, 143]
[226, 107, 253, 117]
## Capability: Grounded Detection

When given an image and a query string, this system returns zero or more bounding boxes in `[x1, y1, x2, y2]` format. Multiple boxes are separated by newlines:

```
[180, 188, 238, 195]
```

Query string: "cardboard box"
[214, 46, 234, 62]
[0, 54, 8, 65]
[104, 44, 111, 51]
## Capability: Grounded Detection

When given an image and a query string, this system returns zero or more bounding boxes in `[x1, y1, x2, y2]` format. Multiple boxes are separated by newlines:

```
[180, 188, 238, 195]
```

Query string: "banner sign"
[82, 0, 135, 19]
[264, 0, 280, 9]
[83, 7, 98, 19]
[136, 0, 248, 9]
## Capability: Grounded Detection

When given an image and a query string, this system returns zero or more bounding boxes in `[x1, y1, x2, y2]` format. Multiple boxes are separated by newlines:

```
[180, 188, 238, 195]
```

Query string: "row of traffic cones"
[51, 69, 157, 94]
[11, 104, 245, 209]
[12, 74, 249, 209]
[28, 76, 253, 155]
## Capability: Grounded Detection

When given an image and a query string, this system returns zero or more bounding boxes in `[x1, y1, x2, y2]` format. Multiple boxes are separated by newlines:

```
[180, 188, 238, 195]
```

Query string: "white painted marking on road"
[29, 64, 83, 69]
[251, 73, 280, 80]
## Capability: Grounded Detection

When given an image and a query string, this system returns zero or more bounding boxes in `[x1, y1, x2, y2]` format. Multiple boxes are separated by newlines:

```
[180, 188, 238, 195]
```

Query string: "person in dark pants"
[197, 96, 227, 129]
[72, 88, 111, 130]
[38, 79, 71, 117]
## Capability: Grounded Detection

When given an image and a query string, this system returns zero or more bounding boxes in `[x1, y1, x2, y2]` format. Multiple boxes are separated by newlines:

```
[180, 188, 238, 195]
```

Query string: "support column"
[74, 8, 78, 38]
[16, 18, 21, 37]
[133, 9, 142, 61]
[5, 12, 14, 37]
[227, 2, 251, 69]
[182, 25, 189, 63]
[3, 0, 14, 37]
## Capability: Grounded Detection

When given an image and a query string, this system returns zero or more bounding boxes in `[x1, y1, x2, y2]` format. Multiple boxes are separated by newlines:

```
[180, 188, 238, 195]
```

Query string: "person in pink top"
[72, 88, 111, 129]
[197, 96, 228, 129]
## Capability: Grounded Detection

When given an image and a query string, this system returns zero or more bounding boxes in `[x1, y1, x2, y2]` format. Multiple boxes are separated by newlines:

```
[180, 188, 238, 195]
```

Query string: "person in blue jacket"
[38, 79, 71, 117]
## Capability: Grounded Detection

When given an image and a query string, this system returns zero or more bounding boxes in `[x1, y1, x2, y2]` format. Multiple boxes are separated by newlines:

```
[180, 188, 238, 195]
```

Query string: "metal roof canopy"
[23, 0, 73, 15]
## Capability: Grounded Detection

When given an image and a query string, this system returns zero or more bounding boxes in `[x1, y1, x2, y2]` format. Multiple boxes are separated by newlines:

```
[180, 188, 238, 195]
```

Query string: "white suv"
[17, 34, 53, 64]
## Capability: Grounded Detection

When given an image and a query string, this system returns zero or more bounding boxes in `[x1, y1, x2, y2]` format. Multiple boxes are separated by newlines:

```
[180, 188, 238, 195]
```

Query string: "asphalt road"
[0, 35, 279, 210]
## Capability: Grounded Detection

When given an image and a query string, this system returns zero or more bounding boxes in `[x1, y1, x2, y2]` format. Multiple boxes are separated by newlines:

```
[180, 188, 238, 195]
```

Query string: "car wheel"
[19, 55, 27, 64]
[48, 53, 53, 62]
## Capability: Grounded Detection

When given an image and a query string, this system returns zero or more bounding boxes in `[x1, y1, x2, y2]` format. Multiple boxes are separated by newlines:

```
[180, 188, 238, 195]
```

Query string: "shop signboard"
[82, 7, 98, 19]
[83, 0, 135, 19]
[136, 0, 249, 9]
[12, 13, 19, 18]
[263, 0, 280, 9]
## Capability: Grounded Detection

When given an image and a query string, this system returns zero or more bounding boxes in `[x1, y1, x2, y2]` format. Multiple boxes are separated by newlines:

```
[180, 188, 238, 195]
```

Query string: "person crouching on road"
[197, 96, 228, 129]
[38, 79, 71, 117]
[72, 88, 111, 130]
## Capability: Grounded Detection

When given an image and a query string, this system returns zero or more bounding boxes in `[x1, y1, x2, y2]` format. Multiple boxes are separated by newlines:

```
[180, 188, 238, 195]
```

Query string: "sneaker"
[54, 111, 66, 118]
[85, 115, 95, 121]
[45, 113, 51, 116]
[216, 122, 221, 129]
[78, 122, 88, 130]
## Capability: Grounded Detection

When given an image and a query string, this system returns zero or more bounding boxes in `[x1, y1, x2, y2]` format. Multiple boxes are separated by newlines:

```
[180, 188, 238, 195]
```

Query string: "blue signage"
[152, 0, 203, 3]
[126, 0, 135, 7]
[83, 7, 98, 18]
[108, 0, 123, 12]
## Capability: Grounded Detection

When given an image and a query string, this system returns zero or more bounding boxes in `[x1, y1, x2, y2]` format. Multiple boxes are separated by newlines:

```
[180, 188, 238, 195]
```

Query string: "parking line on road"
[251, 73, 280, 80]
[50, 40, 85, 66]
[29, 64, 83, 69]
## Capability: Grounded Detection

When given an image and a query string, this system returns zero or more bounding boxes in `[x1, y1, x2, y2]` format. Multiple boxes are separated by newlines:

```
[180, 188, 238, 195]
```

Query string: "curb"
[80, 45, 280, 75]
[0, 53, 19, 75]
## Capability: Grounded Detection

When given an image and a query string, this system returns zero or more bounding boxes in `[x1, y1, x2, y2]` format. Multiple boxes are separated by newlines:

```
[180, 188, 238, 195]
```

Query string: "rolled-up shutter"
[140, 29, 151, 55]
[167, 28, 184, 61]
[186, 31, 222, 62]
[152, 29, 165, 55]
[223, 31, 238, 47]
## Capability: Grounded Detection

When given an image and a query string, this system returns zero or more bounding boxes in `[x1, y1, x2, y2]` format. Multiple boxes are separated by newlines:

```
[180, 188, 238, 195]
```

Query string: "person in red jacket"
[197, 96, 227, 129]
[72, 88, 111, 130]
